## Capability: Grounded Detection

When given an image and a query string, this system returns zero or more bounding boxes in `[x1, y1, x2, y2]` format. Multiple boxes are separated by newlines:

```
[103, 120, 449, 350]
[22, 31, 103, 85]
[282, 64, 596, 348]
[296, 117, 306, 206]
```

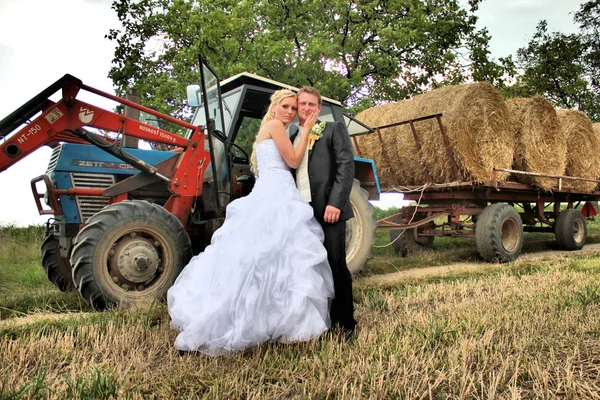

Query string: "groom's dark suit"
[290, 121, 357, 331]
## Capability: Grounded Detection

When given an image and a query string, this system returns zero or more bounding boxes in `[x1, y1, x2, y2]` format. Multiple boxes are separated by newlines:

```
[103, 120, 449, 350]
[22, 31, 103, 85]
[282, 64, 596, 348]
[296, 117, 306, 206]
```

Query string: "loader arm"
[0, 74, 210, 197]
[0, 74, 211, 224]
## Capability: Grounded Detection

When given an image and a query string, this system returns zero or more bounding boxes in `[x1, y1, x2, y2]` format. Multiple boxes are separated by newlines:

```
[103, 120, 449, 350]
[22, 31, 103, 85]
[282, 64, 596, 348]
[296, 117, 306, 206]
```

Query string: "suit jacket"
[290, 121, 355, 223]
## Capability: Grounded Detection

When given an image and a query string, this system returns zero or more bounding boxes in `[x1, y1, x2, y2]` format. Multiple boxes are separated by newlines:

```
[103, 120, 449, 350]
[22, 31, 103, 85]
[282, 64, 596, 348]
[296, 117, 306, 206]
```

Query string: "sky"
[0, 0, 586, 225]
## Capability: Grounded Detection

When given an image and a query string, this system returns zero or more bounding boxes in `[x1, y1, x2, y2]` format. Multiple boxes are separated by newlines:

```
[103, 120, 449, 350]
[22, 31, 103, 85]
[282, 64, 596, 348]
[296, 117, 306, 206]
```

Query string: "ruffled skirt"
[167, 169, 334, 356]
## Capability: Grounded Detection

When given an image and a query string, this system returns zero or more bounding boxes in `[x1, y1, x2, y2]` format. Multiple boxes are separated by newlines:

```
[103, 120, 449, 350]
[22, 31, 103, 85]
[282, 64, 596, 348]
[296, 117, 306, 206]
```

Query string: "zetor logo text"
[73, 160, 136, 170]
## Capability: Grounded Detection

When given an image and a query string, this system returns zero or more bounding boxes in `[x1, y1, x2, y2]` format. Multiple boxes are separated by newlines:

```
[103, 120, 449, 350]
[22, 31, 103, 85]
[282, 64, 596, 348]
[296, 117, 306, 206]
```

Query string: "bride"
[167, 89, 334, 356]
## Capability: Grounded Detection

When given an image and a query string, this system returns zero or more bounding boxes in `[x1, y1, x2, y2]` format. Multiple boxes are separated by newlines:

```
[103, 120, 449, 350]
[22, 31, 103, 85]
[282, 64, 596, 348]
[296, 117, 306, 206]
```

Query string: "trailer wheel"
[475, 203, 523, 263]
[346, 179, 376, 275]
[389, 218, 435, 257]
[555, 209, 587, 250]
[70, 200, 192, 309]
[41, 234, 75, 292]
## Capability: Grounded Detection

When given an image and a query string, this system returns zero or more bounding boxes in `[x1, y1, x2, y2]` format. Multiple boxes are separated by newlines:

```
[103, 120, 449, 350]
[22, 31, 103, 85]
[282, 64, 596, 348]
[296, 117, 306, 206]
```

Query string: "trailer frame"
[354, 114, 600, 261]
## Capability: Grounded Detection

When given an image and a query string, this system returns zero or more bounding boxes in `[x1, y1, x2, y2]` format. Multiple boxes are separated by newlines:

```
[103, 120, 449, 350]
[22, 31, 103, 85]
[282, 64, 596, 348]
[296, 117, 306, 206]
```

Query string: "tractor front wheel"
[41, 234, 74, 292]
[70, 200, 192, 309]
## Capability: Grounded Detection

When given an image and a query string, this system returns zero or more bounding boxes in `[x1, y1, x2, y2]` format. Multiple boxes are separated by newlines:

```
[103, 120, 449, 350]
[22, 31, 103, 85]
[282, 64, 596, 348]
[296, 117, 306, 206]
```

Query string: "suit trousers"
[321, 220, 357, 331]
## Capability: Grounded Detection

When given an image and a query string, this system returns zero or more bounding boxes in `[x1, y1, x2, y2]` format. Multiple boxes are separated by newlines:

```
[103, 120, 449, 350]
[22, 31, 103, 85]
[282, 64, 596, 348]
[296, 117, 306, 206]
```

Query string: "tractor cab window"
[318, 104, 335, 123]
[234, 116, 261, 160]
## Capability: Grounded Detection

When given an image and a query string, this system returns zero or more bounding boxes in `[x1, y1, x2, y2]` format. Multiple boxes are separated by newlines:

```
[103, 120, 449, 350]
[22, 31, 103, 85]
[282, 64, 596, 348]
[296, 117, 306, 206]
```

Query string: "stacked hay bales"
[506, 96, 566, 191]
[556, 110, 600, 192]
[355, 83, 515, 188]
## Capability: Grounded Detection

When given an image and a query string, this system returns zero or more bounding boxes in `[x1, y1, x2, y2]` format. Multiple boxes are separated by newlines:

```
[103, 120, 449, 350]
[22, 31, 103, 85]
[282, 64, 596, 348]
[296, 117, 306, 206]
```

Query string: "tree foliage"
[106, 0, 512, 117]
[505, 1, 600, 121]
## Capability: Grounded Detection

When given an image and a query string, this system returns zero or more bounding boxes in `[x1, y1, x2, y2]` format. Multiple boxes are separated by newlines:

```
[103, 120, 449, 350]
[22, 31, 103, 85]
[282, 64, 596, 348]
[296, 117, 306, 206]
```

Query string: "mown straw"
[556, 109, 600, 192]
[355, 83, 515, 189]
[506, 96, 566, 191]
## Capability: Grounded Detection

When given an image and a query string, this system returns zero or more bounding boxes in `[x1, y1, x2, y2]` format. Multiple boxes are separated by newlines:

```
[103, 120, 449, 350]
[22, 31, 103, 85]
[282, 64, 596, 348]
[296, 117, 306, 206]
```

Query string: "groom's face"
[297, 93, 321, 125]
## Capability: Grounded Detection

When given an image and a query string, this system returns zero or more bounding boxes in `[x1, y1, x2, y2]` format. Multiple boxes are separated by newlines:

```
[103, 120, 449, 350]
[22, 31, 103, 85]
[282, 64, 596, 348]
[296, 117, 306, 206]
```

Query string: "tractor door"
[194, 57, 231, 216]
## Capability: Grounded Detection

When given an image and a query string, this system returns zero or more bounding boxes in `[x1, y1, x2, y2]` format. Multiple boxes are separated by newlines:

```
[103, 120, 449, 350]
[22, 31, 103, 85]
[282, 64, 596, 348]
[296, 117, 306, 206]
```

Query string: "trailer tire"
[475, 203, 523, 263]
[346, 179, 376, 275]
[389, 218, 435, 257]
[70, 200, 192, 310]
[555, 209, 587, 250]
[41, 234, 75, 292]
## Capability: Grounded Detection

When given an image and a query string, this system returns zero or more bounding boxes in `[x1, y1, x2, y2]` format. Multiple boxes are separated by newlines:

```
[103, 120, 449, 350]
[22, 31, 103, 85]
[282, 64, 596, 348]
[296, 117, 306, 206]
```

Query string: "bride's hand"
[303, 110, 319, 136]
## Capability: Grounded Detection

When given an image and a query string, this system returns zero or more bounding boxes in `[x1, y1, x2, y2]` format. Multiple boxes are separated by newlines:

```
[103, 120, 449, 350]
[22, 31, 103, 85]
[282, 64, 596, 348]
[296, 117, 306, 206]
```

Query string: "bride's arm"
[267, 121, 312, 169]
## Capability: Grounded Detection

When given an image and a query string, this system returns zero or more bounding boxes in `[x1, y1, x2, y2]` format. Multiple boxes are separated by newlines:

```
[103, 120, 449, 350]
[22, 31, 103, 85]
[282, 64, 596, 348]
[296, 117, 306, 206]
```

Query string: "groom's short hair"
[298, 87, 322, 106]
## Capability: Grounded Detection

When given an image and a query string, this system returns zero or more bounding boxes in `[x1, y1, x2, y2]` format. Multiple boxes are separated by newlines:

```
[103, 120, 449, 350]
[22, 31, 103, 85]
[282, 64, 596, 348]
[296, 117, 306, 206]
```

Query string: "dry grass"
[2, 225, 600, 398]
[2, 258, 600, 399]
[355, 83, 515, 188]
[506, 96, 566, 191]
[556, 109, 600, 192]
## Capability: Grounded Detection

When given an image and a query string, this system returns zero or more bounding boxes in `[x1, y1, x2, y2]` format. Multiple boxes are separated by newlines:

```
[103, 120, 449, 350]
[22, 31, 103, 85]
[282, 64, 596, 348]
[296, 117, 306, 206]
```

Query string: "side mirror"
[186, 84, 202, 107]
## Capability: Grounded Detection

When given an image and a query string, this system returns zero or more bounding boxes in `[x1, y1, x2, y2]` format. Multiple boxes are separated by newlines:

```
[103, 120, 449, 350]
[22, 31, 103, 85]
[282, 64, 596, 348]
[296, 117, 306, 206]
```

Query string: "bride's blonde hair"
[250, 89, 297, 175]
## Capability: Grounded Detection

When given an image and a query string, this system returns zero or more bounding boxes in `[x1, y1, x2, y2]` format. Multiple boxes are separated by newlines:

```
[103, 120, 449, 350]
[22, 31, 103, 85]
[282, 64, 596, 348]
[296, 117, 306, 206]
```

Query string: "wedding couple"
[167, 87, 357, 356]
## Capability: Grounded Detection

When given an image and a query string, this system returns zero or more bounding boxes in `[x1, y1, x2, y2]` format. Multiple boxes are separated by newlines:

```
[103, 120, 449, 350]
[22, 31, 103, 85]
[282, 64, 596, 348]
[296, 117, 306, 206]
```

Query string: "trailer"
[352, 114, 600, 262]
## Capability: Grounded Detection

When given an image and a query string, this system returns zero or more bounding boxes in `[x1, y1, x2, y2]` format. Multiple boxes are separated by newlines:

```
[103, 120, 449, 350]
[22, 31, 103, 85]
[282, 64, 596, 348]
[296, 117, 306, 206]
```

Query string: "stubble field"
[1, 219, 600, 399]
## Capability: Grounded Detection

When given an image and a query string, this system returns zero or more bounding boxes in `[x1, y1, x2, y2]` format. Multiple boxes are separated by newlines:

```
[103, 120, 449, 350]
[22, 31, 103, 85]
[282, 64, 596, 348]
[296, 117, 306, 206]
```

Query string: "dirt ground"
[360, 243, 600, 287]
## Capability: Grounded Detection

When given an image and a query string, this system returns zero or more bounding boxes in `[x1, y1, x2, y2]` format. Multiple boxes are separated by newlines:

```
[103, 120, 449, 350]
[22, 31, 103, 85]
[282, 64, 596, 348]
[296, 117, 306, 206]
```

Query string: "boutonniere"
[308, 121, 326, 150]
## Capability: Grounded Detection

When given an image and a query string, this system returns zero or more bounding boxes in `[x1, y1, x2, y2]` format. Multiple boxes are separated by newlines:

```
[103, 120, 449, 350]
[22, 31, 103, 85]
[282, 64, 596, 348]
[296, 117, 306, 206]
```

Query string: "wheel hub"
[573, 219, 585, 242]
[501, 218, 519, 253]
[110, 234, 161, 284]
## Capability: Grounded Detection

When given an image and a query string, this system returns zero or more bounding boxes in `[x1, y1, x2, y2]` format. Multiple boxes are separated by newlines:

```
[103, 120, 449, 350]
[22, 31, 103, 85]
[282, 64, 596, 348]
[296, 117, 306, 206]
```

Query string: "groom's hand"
[324, 205, 341, 224]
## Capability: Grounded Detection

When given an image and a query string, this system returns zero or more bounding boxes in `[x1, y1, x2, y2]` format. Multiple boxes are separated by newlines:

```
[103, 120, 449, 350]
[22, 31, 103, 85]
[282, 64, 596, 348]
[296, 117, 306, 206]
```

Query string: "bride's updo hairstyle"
[250, 89, 297, 175]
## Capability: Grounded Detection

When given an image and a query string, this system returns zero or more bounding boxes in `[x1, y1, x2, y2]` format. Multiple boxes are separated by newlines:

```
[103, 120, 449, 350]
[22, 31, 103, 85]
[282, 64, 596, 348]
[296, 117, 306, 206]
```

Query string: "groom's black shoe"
[342, 327, 356, 342]
[329, 325, 356, 344]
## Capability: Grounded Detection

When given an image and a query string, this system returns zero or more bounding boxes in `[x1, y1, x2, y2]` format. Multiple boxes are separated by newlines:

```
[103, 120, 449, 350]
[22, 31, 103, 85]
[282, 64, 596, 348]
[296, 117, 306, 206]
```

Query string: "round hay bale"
[593, 122, 600, 136]
[354, 82, 515, 189]
[506, 96, 566, 191]
[556, 109, 600, 192]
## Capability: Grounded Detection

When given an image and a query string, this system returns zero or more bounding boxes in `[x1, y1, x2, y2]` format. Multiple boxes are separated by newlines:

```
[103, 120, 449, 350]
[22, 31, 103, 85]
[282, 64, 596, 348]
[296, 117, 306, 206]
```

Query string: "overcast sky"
[0, 0, 585, 225]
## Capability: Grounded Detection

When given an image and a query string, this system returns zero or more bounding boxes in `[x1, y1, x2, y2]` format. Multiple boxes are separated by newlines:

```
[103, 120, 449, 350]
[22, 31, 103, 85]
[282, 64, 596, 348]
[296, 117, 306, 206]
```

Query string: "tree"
[575, 0, 600, 103]
[505, 2, 600, 121]
[106, 0, 513, 117]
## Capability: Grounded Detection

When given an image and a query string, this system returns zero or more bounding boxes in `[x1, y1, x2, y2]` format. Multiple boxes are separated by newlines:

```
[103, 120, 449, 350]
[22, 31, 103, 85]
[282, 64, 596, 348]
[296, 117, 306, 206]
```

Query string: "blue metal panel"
[52, 171, 82, 224]
[354, 156, 380, 196]
[54, 143, 179, 174]
[49, 144, 179, 223]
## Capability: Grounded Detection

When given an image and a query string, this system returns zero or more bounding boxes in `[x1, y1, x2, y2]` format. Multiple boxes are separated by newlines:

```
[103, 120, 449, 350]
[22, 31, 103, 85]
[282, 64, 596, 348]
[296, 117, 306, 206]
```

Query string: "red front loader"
[0, 56, 225, 309]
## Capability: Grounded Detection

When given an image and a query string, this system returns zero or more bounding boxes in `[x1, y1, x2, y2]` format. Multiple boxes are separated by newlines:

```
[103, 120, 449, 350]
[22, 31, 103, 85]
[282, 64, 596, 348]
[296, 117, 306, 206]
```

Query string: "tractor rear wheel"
[555, 209, 587, 250]
[346, 179, 376, 275]
[70, 200, 192, 309]
[41, 234, 74, 292]
[475, 203, 523, 263]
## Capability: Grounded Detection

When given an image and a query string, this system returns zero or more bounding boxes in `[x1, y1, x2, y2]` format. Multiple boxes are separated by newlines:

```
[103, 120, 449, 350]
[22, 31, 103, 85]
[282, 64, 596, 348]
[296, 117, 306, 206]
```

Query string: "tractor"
[0, 55, 379, 309]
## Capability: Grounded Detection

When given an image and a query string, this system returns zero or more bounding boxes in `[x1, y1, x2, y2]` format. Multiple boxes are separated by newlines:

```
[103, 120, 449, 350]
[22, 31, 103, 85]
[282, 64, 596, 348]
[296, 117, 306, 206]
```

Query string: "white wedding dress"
[167, 139, 334, 356]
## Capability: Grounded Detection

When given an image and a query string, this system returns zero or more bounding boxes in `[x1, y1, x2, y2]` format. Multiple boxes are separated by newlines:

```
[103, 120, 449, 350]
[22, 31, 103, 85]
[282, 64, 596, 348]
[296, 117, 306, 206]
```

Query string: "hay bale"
[355, 82, 515, 188]
[506, 96, 566, 191]
[556, 109, 600, 192]
[593, 122, 600, 136]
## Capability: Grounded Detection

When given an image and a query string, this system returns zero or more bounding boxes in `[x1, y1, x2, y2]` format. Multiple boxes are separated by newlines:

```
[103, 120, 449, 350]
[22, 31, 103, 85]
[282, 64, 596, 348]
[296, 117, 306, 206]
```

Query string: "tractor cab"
[186, 72, 376, 216]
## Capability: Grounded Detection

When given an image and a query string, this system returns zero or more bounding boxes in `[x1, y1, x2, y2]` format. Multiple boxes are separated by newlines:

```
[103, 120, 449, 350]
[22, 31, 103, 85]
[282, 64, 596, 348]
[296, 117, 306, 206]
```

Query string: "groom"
[290, 87, 357, 338]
